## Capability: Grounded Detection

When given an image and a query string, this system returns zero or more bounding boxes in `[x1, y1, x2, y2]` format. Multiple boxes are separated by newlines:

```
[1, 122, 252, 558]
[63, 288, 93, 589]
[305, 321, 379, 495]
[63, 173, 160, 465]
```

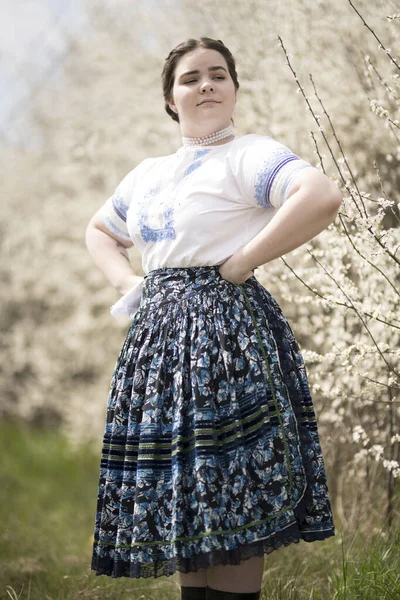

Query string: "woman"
[86, 37, 342, 600]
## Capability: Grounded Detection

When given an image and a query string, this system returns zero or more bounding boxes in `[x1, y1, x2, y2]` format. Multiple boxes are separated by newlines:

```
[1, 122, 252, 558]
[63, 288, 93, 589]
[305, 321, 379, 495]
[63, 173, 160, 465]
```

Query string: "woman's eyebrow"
[179, 65, 228, 80]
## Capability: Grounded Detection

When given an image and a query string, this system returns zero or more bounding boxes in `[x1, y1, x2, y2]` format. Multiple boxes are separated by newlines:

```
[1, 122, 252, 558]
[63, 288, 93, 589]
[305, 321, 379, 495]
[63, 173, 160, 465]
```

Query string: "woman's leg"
[178, 568, 208, 587]
[206, 555, 264, 594]
[179, 568, 208, 599]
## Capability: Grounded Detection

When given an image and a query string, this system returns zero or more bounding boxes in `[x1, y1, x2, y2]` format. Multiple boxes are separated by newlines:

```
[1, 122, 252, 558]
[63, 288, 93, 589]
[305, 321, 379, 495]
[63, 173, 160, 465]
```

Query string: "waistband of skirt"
[141, 264, 258, 302]
[145, 265, 222, 281]
[141, 265, 225, 299]
[110, 265, 256, 319]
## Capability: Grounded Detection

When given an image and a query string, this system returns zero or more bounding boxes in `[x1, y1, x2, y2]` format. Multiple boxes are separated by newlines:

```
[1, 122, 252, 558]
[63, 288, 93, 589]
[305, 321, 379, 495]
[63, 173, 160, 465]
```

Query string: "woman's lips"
[198, 100, 220, 105]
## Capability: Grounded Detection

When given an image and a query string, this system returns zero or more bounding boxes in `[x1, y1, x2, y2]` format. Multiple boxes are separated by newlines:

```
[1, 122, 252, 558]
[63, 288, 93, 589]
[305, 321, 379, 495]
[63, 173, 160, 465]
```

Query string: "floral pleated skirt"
[91, 265, 335, 579]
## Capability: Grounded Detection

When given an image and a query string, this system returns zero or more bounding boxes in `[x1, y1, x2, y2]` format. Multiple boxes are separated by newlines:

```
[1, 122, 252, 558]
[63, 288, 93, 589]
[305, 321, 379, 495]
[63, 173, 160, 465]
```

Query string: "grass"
[1, 420, 399, 600]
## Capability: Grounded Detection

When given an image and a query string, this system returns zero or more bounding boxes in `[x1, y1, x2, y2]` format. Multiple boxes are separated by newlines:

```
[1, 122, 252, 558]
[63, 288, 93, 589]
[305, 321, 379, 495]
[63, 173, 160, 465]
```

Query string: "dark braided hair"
[162, 37, 240, 124]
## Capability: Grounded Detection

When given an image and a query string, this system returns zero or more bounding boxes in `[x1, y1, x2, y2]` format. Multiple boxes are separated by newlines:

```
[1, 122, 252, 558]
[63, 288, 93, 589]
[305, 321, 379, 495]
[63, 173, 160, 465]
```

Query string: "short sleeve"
[236, 135, 317, 209]
[98, 168, 136, 242]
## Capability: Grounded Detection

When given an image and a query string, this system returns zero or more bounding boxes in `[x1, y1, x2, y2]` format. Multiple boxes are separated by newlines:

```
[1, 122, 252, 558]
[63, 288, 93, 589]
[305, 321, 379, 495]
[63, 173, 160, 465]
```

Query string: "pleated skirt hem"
[91, 480, 335, 579]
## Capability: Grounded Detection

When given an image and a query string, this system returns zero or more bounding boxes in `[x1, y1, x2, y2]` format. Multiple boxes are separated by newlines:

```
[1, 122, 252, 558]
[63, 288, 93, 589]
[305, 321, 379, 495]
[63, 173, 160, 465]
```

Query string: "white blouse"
[99, 133, 316, 317]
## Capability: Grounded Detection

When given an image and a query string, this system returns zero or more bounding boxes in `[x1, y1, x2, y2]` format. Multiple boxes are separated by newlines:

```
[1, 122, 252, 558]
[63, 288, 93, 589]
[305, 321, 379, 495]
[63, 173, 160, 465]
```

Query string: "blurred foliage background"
[1, 0, 400, 597]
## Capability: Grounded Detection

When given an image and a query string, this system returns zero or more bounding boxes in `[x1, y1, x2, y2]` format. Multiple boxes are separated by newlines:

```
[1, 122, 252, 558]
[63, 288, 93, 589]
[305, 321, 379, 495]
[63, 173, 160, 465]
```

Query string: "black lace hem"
[91, 491, 335, 580]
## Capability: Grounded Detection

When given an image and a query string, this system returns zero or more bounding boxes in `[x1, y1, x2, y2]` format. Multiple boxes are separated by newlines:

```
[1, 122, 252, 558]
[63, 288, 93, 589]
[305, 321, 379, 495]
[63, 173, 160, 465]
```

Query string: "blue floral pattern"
[91, 266, 335, 579]
[137, 150, 211, 243]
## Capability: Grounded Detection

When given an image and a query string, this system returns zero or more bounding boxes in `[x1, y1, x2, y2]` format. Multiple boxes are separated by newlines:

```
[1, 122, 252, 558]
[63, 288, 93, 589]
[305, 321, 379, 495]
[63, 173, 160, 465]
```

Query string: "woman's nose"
[200, 80, 214, 92]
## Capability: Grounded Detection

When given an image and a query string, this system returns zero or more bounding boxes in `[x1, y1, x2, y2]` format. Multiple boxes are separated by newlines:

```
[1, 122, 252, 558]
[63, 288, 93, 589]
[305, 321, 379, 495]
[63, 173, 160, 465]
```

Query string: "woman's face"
[168, 47, 237, 137]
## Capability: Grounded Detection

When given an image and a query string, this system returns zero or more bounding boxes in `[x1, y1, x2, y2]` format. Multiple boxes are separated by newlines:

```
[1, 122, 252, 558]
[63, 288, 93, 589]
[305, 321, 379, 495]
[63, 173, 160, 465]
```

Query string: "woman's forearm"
[236, 179, 343, 272]
[85, 225, 141, 294]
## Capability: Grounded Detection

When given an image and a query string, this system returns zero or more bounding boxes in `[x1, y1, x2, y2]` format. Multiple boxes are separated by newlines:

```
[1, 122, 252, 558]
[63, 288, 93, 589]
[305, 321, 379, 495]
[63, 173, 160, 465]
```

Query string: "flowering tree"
[181, 0, 400, 530]
[280, 3, 400, 532]
[0, 0, 399, 531]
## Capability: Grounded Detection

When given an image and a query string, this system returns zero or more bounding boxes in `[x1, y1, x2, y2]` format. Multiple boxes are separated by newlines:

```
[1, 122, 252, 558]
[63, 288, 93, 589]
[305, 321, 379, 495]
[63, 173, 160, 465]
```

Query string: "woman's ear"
[168, 97, 178, 114]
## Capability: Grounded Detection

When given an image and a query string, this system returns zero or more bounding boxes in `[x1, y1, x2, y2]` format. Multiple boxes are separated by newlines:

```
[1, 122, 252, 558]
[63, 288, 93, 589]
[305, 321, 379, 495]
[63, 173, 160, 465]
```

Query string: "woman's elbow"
[294, 168, 343, 212]
[326, 181, 343, 211]
[85, 219, 97, 248]
[311, 173, 343, 214]
[321, 183, 343, 227]
[85, 217, 107, 252]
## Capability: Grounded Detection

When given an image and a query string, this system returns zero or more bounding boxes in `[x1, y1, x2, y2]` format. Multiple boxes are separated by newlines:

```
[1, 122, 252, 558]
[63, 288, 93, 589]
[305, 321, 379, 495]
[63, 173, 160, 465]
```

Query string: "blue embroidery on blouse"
[111, 189, 128, 222]
[254, 148, 299, 208]
[184, 149, 211, 177]
[103, 215, 130, 241]
[194, 149, 211, 159]
[139, 180, 177, 243]
[138, 150, 211, 243]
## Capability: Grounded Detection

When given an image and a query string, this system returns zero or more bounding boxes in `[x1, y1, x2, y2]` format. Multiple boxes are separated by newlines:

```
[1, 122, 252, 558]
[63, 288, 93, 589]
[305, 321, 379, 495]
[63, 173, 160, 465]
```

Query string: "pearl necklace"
[182, 125, 234, 147]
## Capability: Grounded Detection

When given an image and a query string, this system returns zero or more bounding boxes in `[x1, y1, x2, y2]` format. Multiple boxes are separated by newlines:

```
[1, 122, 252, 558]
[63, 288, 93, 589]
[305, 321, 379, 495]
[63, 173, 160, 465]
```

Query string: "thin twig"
[310, 131, 326, 173]
[279, 33, 400, 268]
[340, 394, 400, 405]
[337, 212, 400, 298]
[388, 118, 400, 145]
[358, 373, 400, 391]
[309, 73, 368, 218]
[364, 54, 400, 102]
[348, 0, 400, 72]
[280, 255, 400, 328]
[372, 160, 400, 227]
[309, 74, 400, 266]
[307, 249, 400, 379]
[277, 36, 367, 221]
